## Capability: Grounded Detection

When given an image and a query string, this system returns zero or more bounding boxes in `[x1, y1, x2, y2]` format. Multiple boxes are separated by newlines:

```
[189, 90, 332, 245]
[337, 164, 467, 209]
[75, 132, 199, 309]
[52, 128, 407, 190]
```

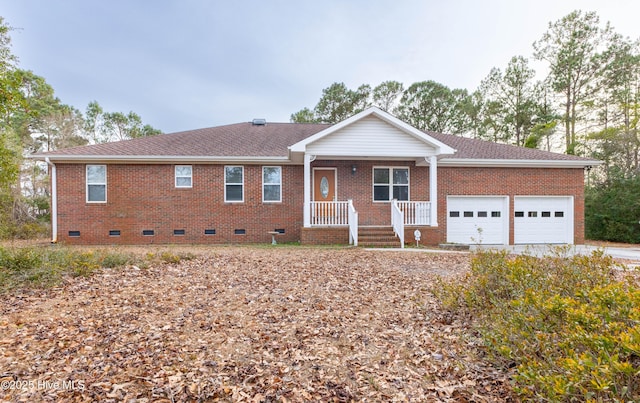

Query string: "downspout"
[45, 158, 58, 243]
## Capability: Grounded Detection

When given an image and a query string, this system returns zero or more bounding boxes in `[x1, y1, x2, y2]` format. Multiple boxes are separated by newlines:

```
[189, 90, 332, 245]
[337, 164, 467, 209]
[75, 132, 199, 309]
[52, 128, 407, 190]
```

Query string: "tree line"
[0, 16, 161, 238]
[291, 10, 640, 242]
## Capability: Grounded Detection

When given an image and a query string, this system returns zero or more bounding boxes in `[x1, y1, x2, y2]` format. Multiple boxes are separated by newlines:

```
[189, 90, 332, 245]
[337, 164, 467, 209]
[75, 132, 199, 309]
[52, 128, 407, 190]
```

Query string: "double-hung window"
[373, 167, 409, 201]
[86, 165, 107, 203]
[175, 165, 192, 188]
[225, 166, 244, 202]
[262, 166, 282, 202]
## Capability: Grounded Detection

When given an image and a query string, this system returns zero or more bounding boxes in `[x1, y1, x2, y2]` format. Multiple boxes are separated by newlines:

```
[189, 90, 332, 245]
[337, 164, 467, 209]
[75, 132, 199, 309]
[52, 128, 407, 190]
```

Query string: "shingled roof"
[426, 131, 592, 162]
[33, 119, 598, 167]
[37, 122, 330, 158]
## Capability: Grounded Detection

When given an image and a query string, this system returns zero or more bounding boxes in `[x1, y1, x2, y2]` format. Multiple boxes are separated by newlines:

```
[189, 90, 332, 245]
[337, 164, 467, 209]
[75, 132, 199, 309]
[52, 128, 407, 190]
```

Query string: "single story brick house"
[32, 107, 600, 247]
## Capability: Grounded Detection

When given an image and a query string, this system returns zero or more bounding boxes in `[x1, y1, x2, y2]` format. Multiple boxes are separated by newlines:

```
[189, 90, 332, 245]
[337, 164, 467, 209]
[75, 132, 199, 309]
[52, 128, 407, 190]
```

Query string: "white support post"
[429, 155, 438, 227]
[303, 154, 313, 227]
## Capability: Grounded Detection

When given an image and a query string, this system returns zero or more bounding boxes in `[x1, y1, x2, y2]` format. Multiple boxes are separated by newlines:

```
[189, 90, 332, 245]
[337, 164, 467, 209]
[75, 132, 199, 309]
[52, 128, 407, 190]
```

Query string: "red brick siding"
[403, 226, 440, 246]
[53, 162, 585, 245]
[56, 164, 304, 244]
[300, 227, 349, 245]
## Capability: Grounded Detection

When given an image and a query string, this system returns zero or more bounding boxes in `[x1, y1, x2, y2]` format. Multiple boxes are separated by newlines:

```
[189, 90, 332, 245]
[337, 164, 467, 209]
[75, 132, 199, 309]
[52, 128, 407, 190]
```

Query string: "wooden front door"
[312, 169, 337, 223]
[313, 168, 336, 202]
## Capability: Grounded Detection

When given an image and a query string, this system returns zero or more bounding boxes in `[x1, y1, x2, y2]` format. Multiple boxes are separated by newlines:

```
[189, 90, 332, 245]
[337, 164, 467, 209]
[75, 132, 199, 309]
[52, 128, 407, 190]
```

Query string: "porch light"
[351, 164, 357, 174]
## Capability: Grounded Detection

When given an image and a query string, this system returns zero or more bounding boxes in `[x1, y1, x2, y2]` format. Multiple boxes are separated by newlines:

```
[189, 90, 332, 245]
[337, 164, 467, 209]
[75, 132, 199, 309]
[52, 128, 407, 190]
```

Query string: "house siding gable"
[306, 116, 437, 157]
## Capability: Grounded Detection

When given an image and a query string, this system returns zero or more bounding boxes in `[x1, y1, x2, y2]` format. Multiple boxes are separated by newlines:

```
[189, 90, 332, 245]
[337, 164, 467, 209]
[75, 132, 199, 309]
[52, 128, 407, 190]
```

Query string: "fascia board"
[439, 158, 603, 168]
[29, 154, 293, 164]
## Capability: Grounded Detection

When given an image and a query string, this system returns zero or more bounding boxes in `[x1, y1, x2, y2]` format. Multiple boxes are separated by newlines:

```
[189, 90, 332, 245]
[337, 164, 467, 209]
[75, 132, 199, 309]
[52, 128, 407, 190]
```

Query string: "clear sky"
[1, 0, 639, 133]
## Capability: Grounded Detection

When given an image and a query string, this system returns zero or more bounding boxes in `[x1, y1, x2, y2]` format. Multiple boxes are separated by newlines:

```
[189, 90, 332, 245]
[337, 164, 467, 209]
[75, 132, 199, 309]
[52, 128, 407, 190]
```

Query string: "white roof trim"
[31, 155, 601, 168]
[29, 154, 293, 164]
[439, 158, 602, 168]
[288, 106, 456, 155]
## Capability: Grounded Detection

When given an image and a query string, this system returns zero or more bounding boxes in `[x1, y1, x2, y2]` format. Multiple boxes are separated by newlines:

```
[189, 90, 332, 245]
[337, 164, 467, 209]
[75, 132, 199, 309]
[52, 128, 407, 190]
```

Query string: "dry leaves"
[0, 247, 514, 402]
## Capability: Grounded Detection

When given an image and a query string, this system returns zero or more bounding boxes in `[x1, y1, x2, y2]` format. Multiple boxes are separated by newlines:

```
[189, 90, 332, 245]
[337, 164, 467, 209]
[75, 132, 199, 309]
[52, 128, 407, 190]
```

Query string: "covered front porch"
[288, 107, 456, 247]
[309, 199, 433, 247]
[300, 157, 440, 248]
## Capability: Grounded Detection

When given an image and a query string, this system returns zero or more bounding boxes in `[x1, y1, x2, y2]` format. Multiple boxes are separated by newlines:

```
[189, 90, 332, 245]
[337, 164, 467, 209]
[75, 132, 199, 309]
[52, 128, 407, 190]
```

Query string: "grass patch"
[0, 245, 137, 293]
[145, 250, 196, 264]
[434, 247, 640, 402]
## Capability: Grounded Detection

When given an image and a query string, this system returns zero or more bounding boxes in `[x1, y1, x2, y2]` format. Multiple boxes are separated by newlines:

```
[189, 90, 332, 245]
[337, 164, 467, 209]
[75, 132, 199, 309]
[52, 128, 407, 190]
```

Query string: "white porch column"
[429, 155, 438, 227]
[303, 153, 313, 227]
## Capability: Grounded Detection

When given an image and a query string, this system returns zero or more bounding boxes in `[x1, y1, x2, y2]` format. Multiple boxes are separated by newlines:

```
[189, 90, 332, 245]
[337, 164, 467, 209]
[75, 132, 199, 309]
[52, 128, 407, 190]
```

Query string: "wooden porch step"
[358, 226, 400, 248]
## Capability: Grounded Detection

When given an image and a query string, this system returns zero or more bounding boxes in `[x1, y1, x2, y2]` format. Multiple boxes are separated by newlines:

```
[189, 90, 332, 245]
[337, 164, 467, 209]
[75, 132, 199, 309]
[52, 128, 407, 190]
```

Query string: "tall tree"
[533, 10, 613, 154]
[104, 111, 161, 141]
[0, 18, 29, 236]
[313, 82, 371, 123]
[83, 100, 104, 143]
[35, 104, 86, 151]
[290, 107, 317, 123]
[7, 69, 86, 154]
[479, 56, 540, 147]
[588, 36, 640, 181]
[83, 101, 161, 143]
[372, 80, 404, 113]
[0, 18, 24, 124]
[528, 80, 560, 151]
[396, 80, 470, 134]
[460, 90, 487, 140]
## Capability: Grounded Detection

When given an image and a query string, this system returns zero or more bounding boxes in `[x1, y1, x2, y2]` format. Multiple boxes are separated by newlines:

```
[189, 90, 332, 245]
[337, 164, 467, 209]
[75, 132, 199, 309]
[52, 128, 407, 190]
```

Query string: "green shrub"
[160, 251, 181, 264]
[159, 250, 195, 264]
[434, 248, 640, 402]
[99, 250, 133, 268]
[0, 246, 136, 292]
[69, 251, 101, 277]
[586, 176, 640, 243]
[0, 246, 43, 273]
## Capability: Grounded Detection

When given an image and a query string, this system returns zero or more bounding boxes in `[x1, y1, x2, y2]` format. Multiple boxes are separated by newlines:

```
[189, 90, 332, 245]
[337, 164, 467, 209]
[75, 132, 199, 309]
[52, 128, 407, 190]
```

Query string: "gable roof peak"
[289, 106, 456, 156]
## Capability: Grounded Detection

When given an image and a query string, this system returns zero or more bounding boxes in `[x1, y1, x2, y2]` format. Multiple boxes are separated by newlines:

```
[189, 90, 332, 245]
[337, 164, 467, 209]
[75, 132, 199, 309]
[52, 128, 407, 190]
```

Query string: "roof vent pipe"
[252, 118, 266, 126]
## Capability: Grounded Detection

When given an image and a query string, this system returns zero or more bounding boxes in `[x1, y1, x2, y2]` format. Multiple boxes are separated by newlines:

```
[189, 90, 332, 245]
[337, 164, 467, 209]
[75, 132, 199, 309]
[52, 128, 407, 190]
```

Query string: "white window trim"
[372, 166, 410, 202]
[262, 166, 282, 203]
[86, 164, 107, 203]
[175, 165, 193, 188]
[224, 165, 244, 203]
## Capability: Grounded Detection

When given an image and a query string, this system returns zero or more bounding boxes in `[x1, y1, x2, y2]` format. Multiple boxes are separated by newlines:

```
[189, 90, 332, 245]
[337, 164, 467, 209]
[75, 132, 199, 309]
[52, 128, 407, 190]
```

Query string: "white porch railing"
[348, 199, 358, 246]
[396, 201, 431, 225]
[391, 199, 405, 248]
[311, 201, 350, 226]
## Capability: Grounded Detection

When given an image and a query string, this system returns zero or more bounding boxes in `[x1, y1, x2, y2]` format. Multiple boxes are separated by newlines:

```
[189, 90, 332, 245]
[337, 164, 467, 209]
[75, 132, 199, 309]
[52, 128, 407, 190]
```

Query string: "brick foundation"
[300, 227, 350, 245]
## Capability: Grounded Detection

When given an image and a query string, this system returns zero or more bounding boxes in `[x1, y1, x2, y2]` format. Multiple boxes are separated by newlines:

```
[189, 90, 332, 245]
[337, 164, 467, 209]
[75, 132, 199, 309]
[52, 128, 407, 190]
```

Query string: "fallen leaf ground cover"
[1, 246, 513, 402]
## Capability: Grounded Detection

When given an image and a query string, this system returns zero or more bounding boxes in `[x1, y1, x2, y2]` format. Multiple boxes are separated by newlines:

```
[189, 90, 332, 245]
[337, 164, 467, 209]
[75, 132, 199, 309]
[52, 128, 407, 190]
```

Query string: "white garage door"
[514, 196, 573, 244]
[447, 196, 508, 244]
